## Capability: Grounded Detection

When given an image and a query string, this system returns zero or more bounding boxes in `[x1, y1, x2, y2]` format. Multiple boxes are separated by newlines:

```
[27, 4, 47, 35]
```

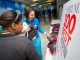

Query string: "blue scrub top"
[22, 17, 45, 39]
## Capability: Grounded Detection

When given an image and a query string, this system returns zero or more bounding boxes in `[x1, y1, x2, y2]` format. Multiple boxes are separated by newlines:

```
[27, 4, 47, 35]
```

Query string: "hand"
[27, 27, 30, 31]
[44, 32, 50, 37]
[46, 34, 50, 37]
[22, 27, 30, 32]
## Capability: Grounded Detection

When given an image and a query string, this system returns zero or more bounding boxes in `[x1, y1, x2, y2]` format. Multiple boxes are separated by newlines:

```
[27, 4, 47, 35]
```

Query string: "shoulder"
[12, 35, 32, 49]
[16, 34, 31, 43]
[34, 18, 38, 20]
[33, 18, 39, 22]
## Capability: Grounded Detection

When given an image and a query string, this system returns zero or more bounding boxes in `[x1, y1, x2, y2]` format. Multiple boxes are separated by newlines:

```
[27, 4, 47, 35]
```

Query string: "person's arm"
[36, 19, 49, 36]
[26, 39, 41, 60]
[35, 19, 44, 33]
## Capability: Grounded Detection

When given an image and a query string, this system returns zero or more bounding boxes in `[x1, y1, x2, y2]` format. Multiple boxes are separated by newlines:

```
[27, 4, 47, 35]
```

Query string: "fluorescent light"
[33, 0, 38, 2]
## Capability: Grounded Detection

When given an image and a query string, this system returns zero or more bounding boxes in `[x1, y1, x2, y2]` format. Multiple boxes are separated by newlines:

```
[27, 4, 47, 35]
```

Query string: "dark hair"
[0, 10, 22, 28]
[24, 6, 34, 20]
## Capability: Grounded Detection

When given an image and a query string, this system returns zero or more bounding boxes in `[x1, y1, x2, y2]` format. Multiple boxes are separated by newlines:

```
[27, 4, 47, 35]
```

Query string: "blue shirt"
[22, 18, 45, 39]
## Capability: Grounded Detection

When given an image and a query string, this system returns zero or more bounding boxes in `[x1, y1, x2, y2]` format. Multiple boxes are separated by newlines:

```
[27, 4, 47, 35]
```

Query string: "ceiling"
[14, 0, 55, 6]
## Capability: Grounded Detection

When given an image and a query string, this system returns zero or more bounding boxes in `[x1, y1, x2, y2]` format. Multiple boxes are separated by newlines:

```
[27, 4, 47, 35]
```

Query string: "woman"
[0, 10, 41, 60]
[22, 6, 48, 59]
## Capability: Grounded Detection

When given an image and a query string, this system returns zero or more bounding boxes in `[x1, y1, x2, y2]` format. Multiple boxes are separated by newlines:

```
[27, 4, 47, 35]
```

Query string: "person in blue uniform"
[22, 6, 48, 59]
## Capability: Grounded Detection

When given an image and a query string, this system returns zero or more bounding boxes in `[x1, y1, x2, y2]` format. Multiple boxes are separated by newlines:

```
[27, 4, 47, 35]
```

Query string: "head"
[24, 6, 35, 21]
[0, 10, 23, 34]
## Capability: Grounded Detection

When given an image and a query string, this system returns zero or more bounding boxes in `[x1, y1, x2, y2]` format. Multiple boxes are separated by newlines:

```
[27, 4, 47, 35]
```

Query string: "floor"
[39, 21, 51, 60]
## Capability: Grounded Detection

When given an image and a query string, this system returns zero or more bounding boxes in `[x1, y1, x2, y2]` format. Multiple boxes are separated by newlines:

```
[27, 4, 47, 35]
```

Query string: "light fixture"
[33, 0, 38, 2]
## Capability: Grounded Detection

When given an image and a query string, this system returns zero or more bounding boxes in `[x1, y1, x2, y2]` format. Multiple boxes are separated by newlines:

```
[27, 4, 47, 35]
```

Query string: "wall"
[56, 0, 69, 19]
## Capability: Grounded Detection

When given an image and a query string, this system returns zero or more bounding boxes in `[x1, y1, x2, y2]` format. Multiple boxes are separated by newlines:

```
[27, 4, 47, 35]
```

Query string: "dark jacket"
[0, 33, 41, 60]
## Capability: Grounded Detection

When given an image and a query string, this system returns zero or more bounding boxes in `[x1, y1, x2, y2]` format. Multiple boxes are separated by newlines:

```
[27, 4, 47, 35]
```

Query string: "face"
[29, 11, 35, 21]
[12, 21, 23, 34]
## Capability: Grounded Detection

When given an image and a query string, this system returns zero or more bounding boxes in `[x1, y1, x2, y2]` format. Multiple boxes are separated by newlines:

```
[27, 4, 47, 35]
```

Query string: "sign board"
[45, 20, 61, 60]
[57, 0, 80, 60]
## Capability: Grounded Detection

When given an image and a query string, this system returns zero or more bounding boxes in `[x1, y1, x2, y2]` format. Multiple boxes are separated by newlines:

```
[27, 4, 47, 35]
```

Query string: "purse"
[25, 25, 37, 40]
